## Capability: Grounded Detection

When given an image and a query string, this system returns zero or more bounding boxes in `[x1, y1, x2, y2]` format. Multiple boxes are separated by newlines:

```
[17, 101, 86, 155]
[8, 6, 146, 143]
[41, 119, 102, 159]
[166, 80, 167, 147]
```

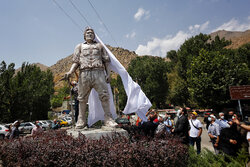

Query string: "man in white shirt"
[189, 111, 203, 154]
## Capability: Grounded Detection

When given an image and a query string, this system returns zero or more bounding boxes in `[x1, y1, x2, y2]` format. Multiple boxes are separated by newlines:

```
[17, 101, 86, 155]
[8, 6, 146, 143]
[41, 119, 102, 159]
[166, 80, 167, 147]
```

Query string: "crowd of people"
[4, 106, 249, 158]
[133, 108, 250, 157]
[4, 119, 64, 140]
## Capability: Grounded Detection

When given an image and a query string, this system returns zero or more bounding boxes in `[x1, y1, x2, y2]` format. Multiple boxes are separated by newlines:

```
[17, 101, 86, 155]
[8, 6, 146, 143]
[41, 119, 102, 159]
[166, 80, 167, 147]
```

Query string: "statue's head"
[84, 26, 95, 42]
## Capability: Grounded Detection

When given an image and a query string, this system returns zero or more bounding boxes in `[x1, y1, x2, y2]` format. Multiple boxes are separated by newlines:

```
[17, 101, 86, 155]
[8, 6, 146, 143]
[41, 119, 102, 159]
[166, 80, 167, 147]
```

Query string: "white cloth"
[189, 119, 202, 137]
[247, 131, 250, 140]
[87, 34, 152, 126]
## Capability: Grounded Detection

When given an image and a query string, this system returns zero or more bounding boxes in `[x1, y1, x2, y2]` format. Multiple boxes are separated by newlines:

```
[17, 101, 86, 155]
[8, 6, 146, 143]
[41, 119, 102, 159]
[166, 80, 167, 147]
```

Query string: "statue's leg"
[102, 99, 117, 127]
[75, 100, 88, 129]
[93, 70, 117, 127]
[76, 71, 91, 129]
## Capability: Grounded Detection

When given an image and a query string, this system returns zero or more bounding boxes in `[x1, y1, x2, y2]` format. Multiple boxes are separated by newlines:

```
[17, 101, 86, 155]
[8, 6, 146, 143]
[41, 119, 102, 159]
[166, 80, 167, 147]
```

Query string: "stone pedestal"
[67, 127, 128, 140]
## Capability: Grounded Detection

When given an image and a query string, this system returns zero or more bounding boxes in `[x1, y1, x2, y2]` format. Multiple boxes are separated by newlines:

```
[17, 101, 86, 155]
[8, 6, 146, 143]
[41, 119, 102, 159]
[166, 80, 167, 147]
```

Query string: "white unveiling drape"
[87, 34, 152, 126]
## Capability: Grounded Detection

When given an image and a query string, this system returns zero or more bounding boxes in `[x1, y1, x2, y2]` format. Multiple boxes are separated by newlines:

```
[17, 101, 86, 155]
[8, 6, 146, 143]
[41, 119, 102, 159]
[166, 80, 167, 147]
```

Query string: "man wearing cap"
[65, 27, 117, 129]
[188, 111, 203, 154]
[207, 115, 220, 154]
[31, 121, 43, 136]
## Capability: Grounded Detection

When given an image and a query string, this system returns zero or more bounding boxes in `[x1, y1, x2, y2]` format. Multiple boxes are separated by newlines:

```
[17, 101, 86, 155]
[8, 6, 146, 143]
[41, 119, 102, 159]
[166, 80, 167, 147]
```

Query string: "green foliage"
[166, 50, 178, 71]
[50, 83, 70, 108]
[237, 42, 250, 69]
[177, 33, 212, 79]
[47, 111, 56, 120]
[167, 33, 249, 108]
[167, 34, 213, 106]
[127, 56, 169, 108]
[0, 62, 54, 122]
[0, 61, 15, 123]
[110, 77, 127, 112]
[188, 147, 249, 167]
[166, 70, 189, 106]
[187, 49, 250, 108]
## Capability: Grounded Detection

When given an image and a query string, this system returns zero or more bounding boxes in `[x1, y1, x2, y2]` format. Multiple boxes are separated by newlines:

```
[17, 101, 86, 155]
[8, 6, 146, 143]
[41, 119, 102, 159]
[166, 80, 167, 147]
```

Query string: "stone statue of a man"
[65, 27, 117, 129]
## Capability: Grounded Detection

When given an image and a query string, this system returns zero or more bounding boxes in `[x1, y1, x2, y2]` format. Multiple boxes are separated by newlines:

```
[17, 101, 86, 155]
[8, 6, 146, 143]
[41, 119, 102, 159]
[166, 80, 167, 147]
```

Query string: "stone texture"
[67, 127, 128, 140]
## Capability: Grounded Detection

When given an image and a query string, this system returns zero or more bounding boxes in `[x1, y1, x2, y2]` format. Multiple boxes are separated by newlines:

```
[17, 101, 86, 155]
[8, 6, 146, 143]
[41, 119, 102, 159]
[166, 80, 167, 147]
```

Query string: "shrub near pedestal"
[0, 130, 188, 167]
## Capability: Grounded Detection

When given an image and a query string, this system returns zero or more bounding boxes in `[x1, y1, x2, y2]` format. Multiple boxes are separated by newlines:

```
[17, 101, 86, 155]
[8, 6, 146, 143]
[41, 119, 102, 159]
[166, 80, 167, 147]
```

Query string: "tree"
[187, 49, 250, 109]
[50, 82, 70, 108]
[237, 43, 250, 69]
[0, 61, 15, 123]
[166, 70, 189, 107]
[167, 34, 232, 107]
[166, 50, 178, 71]
[127, 56, 169, 108]
[7, 63, 54, 122]
[114, 76, 127, 111]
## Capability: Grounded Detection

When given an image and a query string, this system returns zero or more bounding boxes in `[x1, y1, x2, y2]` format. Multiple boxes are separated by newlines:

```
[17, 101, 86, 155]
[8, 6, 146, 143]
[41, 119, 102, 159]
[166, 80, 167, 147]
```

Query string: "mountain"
[210, 29, 250, 49]
[48, 45, 138, 90]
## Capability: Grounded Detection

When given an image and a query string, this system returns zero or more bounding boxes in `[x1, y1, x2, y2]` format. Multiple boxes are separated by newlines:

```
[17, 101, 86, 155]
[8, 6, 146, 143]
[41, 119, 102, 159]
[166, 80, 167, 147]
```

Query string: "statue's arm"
[67, 63, 78, 76]
[65, 44, 81, 78]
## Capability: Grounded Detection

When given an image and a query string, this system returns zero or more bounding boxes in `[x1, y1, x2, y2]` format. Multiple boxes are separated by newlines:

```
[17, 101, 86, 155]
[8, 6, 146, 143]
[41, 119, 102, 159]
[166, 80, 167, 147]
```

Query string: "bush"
[0, 129, 188, 167]
[188, 147, 249, 167]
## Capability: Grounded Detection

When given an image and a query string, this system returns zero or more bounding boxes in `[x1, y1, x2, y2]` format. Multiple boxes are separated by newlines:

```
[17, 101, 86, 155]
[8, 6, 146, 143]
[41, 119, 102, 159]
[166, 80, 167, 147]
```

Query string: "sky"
[1, 0, 250, 68]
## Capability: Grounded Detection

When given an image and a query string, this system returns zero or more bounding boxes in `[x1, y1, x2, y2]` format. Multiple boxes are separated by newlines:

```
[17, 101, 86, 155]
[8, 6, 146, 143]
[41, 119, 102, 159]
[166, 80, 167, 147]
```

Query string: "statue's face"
[85, 29, 95, 42]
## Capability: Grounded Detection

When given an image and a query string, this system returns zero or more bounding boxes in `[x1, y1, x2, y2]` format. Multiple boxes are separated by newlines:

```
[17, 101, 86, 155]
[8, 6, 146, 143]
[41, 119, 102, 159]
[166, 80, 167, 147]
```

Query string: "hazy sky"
[1, 0, 250, 68]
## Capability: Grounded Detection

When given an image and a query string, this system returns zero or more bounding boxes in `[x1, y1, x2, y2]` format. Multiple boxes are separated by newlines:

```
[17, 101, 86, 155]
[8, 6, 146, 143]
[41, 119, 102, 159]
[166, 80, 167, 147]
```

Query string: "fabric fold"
[87, 34, 152, 126]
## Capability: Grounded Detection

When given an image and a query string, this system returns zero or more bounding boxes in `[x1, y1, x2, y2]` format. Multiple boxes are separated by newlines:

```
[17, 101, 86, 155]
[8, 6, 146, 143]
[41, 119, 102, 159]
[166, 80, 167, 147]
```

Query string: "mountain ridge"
[210, 29, 250, 49]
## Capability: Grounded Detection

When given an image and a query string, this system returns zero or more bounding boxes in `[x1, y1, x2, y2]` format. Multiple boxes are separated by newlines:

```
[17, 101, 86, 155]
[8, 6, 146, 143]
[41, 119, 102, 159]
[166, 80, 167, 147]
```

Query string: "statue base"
[66, 127, 128, 140]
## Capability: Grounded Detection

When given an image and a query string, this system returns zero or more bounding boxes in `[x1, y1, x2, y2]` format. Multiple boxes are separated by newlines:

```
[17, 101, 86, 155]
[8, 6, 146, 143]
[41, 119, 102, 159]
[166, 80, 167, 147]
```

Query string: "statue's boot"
[102, 101, 118, 128]
[75, 102, 87, 129]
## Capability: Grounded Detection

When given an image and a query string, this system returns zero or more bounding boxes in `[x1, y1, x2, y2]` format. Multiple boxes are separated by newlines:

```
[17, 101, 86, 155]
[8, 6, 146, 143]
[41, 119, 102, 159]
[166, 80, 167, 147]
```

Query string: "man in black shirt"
[218, 121, 242, 157]
[71, 80, 79, 122]
[172, 108, 190, 144]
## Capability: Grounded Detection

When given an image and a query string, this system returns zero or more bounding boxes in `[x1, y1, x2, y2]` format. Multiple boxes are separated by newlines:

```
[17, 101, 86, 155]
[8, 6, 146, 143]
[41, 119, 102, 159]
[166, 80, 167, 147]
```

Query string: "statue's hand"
[64, 72, 71, 80]
[106, 75, 111, 83]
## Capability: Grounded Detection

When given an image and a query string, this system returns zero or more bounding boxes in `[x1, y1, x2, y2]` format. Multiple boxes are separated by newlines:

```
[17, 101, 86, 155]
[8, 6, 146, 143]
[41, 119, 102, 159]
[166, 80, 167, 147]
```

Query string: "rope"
[52, 0, 82, 31]
[68, 0, 92, 27]
[87, 0, 119, 46]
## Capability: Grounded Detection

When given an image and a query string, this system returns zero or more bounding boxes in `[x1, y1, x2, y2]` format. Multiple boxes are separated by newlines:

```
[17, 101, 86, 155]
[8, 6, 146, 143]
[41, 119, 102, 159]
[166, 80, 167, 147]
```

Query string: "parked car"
[45, 120, 53, 129]
[0, 125, 9, 139]
[115, 118, 130, 126]
[38, 120, 50, 130]
[19, 122, 35, 134]
[63, 117, 73, 125]
[58, 119, 68, 127]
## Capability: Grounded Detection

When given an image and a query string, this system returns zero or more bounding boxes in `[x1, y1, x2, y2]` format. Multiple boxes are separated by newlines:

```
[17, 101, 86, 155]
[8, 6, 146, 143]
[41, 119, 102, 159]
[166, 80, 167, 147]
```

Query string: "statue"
[65, 27, 117, 129]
